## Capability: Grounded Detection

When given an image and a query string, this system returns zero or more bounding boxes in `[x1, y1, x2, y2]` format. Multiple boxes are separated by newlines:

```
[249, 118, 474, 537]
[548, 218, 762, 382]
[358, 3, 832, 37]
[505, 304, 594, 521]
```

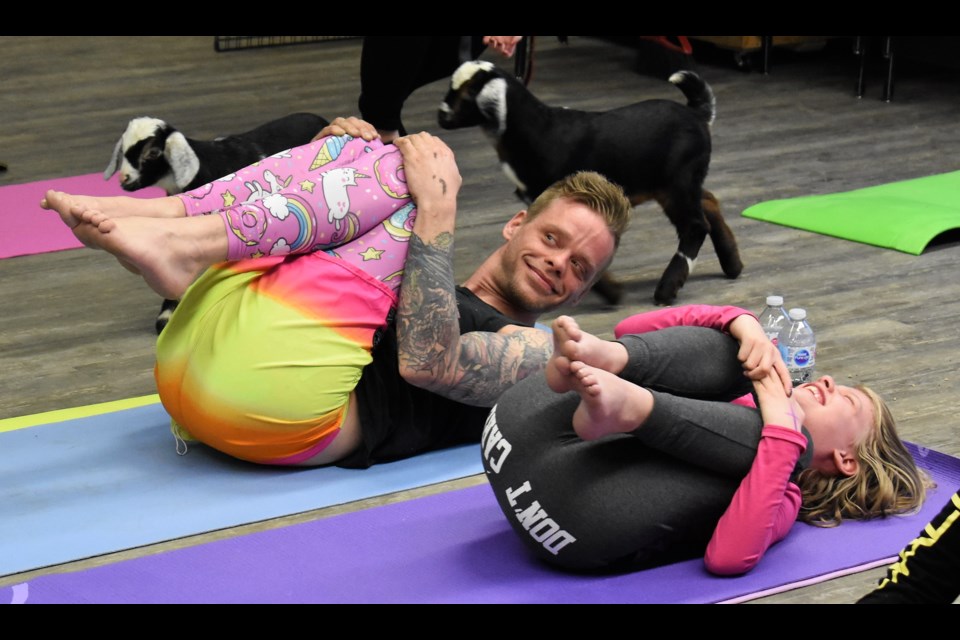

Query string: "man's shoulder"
[455, 286, 532, 333]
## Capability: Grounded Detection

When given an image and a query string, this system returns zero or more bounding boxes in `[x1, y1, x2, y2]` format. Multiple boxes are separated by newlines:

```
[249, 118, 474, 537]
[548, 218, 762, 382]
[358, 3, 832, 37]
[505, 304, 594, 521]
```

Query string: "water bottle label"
[779, 345, 816, 370]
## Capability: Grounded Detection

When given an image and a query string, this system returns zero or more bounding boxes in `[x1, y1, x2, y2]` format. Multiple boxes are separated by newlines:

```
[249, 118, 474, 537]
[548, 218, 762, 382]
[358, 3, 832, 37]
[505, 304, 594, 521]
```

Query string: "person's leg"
[43, 137, 414, 299]
[617, 326, 754, 400]
[41, 190, 186, 226]
[548, 317, 752, 400]
[198, 137, 410, 263]
[40, 134, 375, 224]
[547, 320, 763, 477]
[358, 36, 471, 142]
[569, 369, 762, 479]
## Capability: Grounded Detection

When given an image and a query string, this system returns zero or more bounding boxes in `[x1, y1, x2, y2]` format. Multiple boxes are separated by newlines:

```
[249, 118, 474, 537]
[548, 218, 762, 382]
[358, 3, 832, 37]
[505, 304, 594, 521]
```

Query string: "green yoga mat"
[742, 171, 960, 255]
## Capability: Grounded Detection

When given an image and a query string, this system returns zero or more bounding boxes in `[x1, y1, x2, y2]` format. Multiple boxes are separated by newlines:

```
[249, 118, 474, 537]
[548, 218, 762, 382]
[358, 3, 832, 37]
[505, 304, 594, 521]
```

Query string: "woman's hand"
[312, 116, 380, 142]
[483, 36, 523, 58]
[753, 369, 805, 432]
[728, 314, 792, 396]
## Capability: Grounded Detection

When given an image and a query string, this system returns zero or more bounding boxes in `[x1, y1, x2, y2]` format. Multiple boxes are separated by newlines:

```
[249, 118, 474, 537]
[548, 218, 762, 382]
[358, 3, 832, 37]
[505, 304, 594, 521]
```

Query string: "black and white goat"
[104, 112, 328, 332]
[438, 61, 742, 306]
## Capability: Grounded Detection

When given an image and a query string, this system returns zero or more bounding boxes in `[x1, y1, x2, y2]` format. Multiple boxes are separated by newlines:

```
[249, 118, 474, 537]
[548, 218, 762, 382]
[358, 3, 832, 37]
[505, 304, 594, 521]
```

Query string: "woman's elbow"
[704, 549, 761, 576]
[703, 556, 760, 576]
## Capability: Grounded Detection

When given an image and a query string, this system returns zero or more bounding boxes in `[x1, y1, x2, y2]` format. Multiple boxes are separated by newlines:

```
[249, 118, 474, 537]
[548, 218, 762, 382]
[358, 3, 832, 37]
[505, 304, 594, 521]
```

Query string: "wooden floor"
[2, 36, 960, 604]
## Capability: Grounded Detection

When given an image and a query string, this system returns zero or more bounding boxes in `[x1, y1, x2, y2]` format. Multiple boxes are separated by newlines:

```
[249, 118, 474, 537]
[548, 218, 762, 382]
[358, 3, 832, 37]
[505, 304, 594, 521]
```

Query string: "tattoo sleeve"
[397, 233, 552, 407]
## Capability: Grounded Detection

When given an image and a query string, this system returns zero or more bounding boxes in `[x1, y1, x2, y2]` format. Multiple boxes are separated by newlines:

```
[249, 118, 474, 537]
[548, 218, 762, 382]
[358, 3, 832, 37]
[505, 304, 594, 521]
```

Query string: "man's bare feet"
[75, 212, 226, 299]
[569, 361, 653, 441]
[41, 190, 186, 228]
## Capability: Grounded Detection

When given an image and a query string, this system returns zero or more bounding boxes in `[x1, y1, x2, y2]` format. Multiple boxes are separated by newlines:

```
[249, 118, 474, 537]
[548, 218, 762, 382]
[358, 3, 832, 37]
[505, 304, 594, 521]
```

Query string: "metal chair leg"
[854, 36, 868, 98]
[515, 36, 537, 86]
[761, 35, 773, 74]
[882, 36, 895, 102]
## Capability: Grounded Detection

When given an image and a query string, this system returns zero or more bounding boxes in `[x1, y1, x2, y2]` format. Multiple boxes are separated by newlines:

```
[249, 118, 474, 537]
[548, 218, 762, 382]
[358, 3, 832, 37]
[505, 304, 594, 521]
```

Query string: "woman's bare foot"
[78, 213, 226, 299]
[41, 190, 186, 227]
[569, 361, 653, 441]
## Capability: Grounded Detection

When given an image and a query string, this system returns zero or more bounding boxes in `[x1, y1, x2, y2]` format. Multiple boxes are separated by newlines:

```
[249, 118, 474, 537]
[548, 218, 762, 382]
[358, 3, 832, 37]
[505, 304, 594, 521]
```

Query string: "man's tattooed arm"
[397, 233, 552, 407]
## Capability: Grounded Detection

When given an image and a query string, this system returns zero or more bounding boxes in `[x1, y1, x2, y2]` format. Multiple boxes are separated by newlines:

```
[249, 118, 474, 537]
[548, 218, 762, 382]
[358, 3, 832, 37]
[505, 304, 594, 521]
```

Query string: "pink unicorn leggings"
[157, 136, 417, 465]
[177, 134, 416, 295]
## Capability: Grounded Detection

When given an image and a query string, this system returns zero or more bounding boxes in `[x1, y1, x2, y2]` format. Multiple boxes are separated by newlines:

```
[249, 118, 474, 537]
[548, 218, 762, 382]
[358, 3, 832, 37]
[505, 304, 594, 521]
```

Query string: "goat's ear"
[104, 137, 123, 180]
[165, 132, 200, 190]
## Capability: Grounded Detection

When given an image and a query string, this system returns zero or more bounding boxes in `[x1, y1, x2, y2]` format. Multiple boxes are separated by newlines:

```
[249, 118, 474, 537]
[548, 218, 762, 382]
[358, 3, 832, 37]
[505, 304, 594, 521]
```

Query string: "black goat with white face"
[104, 113, 328, 333]
[105, 113, 328, 194]
[439, 61, 742, 306]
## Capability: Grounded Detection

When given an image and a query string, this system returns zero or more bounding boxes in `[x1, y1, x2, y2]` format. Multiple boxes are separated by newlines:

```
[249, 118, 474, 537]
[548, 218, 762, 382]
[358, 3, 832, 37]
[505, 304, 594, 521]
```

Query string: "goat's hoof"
[721, 258, 744, 279]
[156, 298, 180, 335]
[591, 273, 623, 305]
[653, 285, 679, 307]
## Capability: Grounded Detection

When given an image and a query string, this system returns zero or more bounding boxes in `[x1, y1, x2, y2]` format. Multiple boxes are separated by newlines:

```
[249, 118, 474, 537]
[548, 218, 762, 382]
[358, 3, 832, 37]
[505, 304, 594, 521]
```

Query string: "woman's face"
[793, 375, 876, 476]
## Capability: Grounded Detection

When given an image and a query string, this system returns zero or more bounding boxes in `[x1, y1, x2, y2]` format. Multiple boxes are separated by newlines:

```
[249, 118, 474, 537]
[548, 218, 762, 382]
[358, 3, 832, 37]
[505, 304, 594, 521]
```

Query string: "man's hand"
[728, 314, 792, 396]
[394, 133, 461, 240]
[483, 36, 523, 58]
[312, 116, 380, 142]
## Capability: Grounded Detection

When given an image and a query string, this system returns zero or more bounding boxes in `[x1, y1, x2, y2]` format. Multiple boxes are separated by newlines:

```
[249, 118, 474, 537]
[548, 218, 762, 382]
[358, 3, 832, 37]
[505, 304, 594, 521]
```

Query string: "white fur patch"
[669, 71, 715, 125]
[438, 101, 453, 116]
[477, 77, 508, 135]
[678, 251, 698, 273]
[123, 117, 166, 149]
[164, 131, 200, 190]
[500, 162, 527, 193]
[452, 60, 495, 90]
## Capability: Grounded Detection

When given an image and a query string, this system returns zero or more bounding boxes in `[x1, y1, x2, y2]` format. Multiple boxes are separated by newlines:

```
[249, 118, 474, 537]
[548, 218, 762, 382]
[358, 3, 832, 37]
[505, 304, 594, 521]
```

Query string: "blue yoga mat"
[5, 443, 958, 604]
[0, 403, 482, 577]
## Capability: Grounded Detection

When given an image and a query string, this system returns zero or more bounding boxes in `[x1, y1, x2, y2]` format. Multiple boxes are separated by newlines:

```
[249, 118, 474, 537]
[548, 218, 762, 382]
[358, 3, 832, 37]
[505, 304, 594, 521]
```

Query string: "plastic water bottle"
[778, 308, 816, 386]
[758, 295, 789, 347]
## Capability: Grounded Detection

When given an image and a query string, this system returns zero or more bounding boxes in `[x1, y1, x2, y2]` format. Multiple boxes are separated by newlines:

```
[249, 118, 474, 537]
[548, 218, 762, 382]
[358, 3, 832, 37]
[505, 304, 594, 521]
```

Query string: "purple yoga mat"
[0, 173, 163, 259]
[7, 444, 958, 604]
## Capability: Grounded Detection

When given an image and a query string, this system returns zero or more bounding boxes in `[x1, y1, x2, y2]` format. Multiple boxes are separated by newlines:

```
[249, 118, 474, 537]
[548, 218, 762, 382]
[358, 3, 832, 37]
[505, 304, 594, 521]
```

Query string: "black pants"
[358, 36, 485, 133]
[482, 327, 771, 571]
[858, 489, 960, 604]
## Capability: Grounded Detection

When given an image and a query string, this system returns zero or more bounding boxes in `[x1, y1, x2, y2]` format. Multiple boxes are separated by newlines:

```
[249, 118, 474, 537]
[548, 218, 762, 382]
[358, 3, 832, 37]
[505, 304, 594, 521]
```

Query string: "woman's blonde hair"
[797, 385, 930, 527]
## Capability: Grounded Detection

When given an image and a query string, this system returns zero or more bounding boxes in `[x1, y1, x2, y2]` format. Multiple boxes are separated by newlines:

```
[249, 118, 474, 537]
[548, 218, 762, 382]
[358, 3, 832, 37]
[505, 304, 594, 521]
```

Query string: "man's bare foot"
[41, 190, 186, 226]
[569, 361, 653, 441]
[79, 213, 225, 299]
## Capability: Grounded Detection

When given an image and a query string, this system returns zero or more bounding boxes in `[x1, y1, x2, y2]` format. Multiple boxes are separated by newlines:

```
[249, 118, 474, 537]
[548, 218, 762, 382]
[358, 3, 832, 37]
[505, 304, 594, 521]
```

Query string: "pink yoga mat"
[0, 174, 164, 259]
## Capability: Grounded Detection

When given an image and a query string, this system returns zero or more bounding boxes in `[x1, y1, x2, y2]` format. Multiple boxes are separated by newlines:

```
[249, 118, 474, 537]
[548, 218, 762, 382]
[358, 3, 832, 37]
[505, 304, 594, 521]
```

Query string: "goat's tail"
[669, 70, 715, 125]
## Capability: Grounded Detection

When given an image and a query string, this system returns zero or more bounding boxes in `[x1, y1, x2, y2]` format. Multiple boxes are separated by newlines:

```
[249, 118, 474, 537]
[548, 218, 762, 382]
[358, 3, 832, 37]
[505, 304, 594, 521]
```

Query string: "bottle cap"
[766, 295, 784, 306]
[788, 308, 806, 320]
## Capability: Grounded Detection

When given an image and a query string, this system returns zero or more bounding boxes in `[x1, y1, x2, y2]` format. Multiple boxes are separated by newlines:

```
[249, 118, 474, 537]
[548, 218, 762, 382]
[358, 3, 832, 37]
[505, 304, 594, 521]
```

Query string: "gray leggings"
[482, 326, 803, 571]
